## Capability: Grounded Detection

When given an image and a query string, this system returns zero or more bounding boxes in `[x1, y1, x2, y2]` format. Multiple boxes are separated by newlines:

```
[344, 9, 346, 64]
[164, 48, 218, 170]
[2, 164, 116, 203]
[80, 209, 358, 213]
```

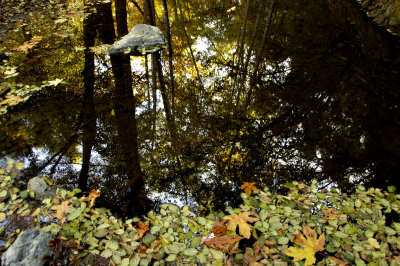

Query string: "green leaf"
[0, 190, 7, 198]
[166, 254, 176, 262]
[150, 225, 160, 234]
[0, 212, 6, 222]
[167, 244, 180, 254]
[278, 236, 289, 245]
[333, 231, 348, 238]
[142, 233, 156, 245]
[183, 248, 198, 256]
[100, 249, 113, 258]
[67, 209, 82, 221]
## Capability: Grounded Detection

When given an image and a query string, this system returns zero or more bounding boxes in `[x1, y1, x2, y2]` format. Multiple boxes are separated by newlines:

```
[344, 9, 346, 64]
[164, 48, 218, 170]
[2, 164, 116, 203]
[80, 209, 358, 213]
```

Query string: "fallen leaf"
[15, 36, 42, 52]
[322, 208, 347, 220]
[130, 221, 149, 240]
[209, 219, 227, 236]
[223, 211, 259, 239]
[50, 199, 72, 222]
[243, 248, 263, 265]
[283, 223, 326, 266]
[241, 182, 258, 197]
[328, 256, 349, 265]
[203, 235, 243, 255]
[81, 190, 100, 209]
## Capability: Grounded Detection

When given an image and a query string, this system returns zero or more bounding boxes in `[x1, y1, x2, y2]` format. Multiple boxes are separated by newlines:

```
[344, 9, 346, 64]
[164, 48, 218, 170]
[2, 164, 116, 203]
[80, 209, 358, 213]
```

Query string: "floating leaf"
[241, 182, 258, 197]
[94, 229, 109, 238]
[50, 199, 72, 222]
[81, 190, 100, 209]
[0, 212, 6, 222]
[183, 248, 198, 256]
[223, 211, 259, 239]
[209, 219, 227, 236]
[166, 254, 176, 262]
[202, 235, 244, 255]
[283, 223, 326, 266]
[67, 208, 82, 221]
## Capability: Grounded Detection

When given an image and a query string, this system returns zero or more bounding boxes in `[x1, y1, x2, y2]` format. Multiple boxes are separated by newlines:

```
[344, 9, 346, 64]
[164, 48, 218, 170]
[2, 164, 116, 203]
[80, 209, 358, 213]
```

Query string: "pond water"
[1, 0, 399, 216]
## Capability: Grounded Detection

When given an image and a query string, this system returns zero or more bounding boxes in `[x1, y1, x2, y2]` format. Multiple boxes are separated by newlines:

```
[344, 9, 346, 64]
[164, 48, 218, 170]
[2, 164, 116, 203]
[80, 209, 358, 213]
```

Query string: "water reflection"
[1, 0, 399, 216]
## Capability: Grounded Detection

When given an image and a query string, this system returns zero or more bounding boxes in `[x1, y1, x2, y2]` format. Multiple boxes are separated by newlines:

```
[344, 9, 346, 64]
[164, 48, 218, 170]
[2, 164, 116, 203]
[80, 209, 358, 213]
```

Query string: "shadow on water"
[0, 0, 399, 216]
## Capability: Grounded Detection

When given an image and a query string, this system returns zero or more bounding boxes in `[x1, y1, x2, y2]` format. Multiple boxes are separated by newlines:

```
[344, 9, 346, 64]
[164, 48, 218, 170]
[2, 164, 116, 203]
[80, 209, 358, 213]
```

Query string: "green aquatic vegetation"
[0, 159, 399, 265]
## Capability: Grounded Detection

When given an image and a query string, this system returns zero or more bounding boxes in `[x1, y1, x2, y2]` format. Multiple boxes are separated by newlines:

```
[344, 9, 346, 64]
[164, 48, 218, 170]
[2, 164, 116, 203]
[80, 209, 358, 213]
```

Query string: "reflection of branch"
[130, 0, 144, 16]
[244, 0, 275, 112]
[24, 116, 82, 179]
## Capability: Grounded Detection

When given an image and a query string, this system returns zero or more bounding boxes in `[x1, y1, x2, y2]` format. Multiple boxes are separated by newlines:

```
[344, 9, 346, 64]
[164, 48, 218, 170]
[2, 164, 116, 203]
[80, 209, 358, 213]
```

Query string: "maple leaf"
[50, 199, 72, 223]
[241, 182, 258, 197]
[223, 211, 259, 239]
[81, 189, 100, 209]
[283, 223, 326, 266]
[203, 235, 244, 255]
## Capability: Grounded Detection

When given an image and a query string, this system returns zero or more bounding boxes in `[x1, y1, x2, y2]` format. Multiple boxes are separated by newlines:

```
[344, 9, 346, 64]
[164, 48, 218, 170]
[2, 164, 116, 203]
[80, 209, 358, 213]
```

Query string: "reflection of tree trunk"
[110, 54, 143, 188]
[114, 0, 129, 37]
[161, 0, 176, 120]
[78, 4, 97, 191]
[101, 1, 148, 215]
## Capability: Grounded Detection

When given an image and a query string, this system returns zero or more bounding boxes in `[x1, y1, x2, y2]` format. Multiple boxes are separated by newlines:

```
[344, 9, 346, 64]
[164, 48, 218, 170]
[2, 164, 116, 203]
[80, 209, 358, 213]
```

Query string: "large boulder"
[1, 228, 54, 266]
[109, 24, 166, 56]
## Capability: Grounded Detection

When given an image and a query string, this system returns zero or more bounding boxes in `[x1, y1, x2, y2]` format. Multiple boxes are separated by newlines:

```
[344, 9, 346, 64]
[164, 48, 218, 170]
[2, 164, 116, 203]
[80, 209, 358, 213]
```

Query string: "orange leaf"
[81, 189, 101, 209]
[283, 223, 326, 266]
[240, 182, 258, 197]
[223, 211, 259, 239]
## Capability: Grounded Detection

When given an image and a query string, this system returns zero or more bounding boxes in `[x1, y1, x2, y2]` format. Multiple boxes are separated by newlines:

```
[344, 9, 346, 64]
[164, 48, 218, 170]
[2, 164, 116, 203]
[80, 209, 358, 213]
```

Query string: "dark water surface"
[1, 0, 399, 216]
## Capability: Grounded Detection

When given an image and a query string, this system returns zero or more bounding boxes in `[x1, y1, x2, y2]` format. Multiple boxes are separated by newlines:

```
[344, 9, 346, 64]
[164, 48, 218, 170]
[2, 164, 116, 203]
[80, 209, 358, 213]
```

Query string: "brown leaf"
[241, 182, 258, 197]
[328, 256, 349, 265]
[243, 248, 263, 266]
[322, 208, 347, 220]
[209, 218, 227, 236]
[223, 212, 259, 239]
[203, 235, 244, 255]
[50, 199, 72, 223]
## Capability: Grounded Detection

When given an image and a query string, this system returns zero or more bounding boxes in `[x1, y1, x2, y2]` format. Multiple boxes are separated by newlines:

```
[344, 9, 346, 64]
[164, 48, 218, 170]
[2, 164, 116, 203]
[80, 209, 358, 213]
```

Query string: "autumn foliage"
[1, 162, 400, 265]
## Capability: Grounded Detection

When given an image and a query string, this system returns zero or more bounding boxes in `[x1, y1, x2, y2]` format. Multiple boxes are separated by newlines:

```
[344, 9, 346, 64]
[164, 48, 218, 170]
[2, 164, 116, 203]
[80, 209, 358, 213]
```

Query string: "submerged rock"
[28, 176, 55, 200]
[1, 228, 54, 266]
[109, 24, 166, 56]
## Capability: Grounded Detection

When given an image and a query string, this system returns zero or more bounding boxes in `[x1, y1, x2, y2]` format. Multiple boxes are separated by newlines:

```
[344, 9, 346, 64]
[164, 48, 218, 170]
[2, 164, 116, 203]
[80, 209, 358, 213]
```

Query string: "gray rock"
[1, 228, 54, 266]
[28, 176, 55, 199]
[109, 24, 166, 56]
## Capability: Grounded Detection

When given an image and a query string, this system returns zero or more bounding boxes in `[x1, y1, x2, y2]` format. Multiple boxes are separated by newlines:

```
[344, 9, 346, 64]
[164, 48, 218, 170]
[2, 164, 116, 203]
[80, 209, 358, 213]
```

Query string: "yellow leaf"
[283, 223, 325, 266]
[240, 182, 258, 197]
[223, 211, 259, 239]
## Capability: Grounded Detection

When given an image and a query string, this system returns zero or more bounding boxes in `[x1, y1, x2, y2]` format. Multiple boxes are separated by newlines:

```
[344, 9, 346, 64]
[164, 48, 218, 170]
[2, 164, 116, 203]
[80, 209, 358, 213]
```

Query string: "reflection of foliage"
[1, 161, 400, 264]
